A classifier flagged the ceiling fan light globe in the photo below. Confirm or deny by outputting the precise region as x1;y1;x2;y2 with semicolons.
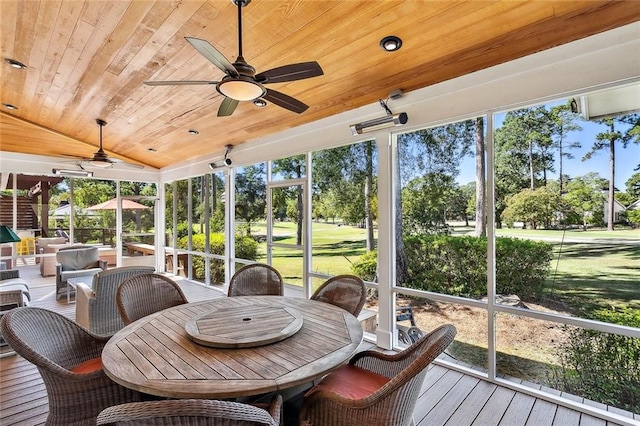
217;79;264;101
87;160;113;169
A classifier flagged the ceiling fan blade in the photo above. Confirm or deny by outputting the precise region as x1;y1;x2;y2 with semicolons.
263;89;309;114
256;62;323;84
218;97;239;117
185;37;238;77
144;80;217;86
60;153;90;160
107;159;145;169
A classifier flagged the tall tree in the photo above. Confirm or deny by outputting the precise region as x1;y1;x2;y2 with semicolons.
582;114;640;230
564;173;607;230
396;120;475;282
235;164;267;236
272;155;305;245
402;173;457;234
495;107;554;190
549;102;582;194
313;142;377;250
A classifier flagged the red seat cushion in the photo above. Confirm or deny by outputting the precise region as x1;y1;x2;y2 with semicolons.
307;364;390;400
70;357;102;374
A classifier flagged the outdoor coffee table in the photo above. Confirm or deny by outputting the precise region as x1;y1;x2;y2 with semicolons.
102;296;363;399
65;275;95;304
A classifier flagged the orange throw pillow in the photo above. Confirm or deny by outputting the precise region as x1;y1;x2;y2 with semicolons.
70;357;102;374
308;364;390;400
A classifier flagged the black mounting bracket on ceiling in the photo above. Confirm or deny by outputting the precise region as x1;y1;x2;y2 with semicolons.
224;144;233;166
349;89;408;135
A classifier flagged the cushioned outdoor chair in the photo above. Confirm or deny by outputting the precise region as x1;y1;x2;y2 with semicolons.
55;245;107;300
299;324;457;426
311;275;367;316
116;273;188;325
97;395;282;425
228;263;284;297
0;269;30;308
75;266;155;336
0;307;142;425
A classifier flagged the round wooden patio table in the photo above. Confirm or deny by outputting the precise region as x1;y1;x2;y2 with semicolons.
102;296;363;399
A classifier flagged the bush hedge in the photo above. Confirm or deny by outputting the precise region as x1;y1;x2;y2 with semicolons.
352;235;553;301
178;233;258;282
350;250;378;281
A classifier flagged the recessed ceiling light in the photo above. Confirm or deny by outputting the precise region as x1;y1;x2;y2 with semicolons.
188;129;199;135
4;58;27;69
2;103;18;110
253;99;267;107
379;35;402;52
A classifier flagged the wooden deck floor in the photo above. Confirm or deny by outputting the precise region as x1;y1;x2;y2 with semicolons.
0;264;637;425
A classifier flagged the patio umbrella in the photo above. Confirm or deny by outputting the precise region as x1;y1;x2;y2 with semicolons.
86;198;149;210
86;198;149;235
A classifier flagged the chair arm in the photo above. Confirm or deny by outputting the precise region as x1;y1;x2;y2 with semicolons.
349;350;409;378
0;269;20;281
75;282;95;330
98;259;108;270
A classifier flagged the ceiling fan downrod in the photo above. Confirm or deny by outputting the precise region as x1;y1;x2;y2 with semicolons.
95;119;107;152
233;0;251;59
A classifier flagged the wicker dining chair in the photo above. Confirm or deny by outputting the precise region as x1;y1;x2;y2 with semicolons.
227;263;284;297
116;273;188;325
311;274;367;316
0;307;142;426
97;395;282;425
299;324;457;426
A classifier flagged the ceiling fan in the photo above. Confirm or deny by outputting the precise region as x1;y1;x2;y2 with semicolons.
143;0;323;117
61;119;143;169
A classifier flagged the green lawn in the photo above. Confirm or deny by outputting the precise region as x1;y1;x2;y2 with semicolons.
545;241;640;313
252;221;370;286
244;220;639;312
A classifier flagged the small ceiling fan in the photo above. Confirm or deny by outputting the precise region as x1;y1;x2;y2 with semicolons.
61;119;144;169
143;0;323;117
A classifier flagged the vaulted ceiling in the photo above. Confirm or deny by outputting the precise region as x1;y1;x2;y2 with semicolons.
1;1;638;170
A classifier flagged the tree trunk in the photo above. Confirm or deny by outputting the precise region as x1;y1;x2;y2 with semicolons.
529;141;535;190
474;118;487;237
395;154;409;284
364;141;374;251
559;137;564;194
608;135;615;231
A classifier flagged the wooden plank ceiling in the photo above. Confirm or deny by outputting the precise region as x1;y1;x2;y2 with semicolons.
1;1;638;170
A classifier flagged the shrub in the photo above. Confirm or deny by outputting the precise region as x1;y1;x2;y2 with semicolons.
176;221;191;240
351;236;552;301
495;237;553;299
178;233;258;282
351;250;377;281
554;308;639;413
